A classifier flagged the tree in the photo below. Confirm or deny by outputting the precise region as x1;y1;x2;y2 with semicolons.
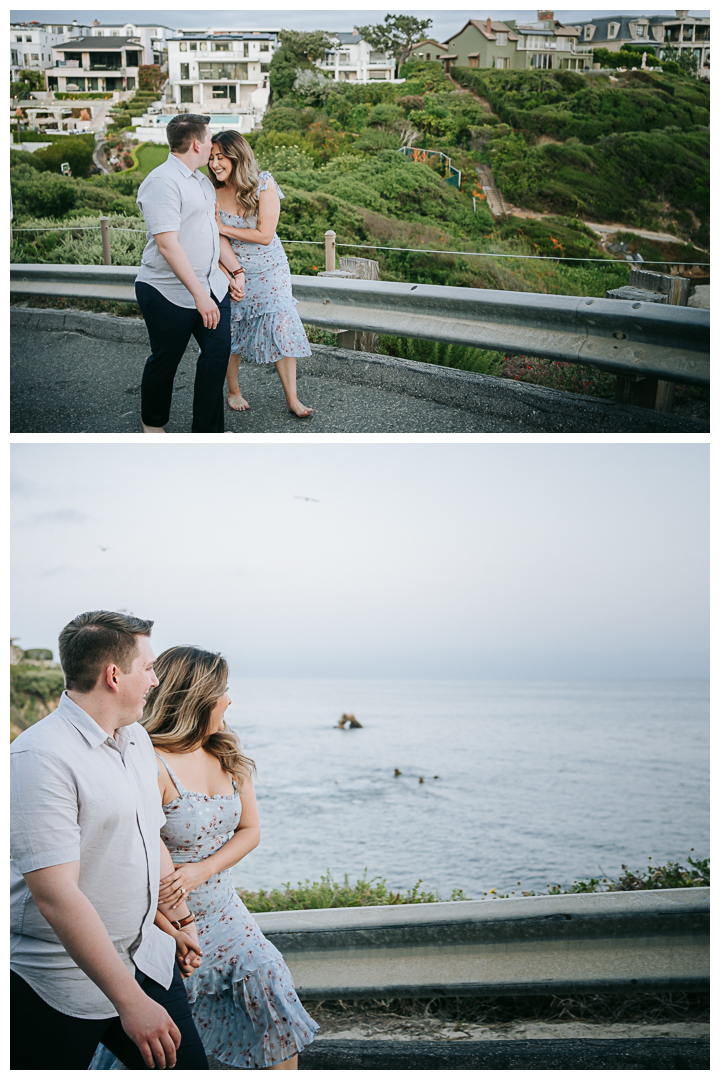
269;29;335;101
660;45;699;77
10;68;46;99
138;64;165;92
356;15;433;72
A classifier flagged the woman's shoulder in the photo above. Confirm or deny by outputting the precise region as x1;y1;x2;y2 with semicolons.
257;171;284;199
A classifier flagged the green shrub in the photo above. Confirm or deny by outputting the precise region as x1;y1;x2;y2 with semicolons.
11;212;146;266
380;335;505;375
239;871;470;912
11;165;78;218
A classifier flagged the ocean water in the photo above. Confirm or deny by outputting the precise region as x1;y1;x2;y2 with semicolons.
224;679;709;899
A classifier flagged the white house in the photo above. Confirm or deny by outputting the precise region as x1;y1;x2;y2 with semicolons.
316;30;398;82
11;19;90;79
47;35;154;94
89;20;175;67
164;30;276;125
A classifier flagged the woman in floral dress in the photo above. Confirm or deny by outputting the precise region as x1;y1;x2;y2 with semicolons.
91;646;318;1070
208;131;313;418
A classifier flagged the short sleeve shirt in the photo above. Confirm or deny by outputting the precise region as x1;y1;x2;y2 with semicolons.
10;692;175;1019
135;152;229;308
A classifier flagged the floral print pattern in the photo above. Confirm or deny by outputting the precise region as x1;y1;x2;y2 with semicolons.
89;754;318;1070
222;172;312;364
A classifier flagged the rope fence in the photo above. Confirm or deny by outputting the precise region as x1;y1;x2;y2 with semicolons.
11;223;711;267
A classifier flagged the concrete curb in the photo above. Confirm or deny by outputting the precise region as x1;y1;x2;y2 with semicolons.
295;1037;709;1070
10;307;708;433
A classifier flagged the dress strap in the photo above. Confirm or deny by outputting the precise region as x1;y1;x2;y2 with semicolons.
155;752;187;796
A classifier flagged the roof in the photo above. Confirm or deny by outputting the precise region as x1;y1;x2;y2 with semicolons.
444;20;519;44
333;32;364;45
168;32;277;41
410;39;449;52
56;36;142;49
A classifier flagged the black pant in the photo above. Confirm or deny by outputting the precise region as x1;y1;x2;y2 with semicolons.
10;964;208;1070
136;281;230;433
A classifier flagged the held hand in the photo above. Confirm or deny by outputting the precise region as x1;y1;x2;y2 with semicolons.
174;929;203;979
228;272;245;302
195;291;220;330
119;993;181;1069
159;862;208;907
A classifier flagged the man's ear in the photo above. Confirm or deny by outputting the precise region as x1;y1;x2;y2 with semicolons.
104;663;120;693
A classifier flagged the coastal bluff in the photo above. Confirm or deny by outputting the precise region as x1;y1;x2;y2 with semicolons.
10;639;64;741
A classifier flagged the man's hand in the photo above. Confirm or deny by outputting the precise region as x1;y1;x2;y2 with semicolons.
119;994;182;1069
194;290;220;330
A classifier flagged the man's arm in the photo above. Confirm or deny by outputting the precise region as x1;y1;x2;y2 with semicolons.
23;862;181;1069
153;231;219;329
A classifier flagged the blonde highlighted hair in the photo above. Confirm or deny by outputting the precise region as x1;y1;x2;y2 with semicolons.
142;646;255;788
209;130;261;221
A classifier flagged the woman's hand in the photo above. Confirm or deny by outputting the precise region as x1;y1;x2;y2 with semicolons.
159;862;209;907
174;930;203;979
215;200;226;235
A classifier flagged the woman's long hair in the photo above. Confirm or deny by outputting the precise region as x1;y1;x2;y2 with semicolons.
142;646;255;788
209;130;260;221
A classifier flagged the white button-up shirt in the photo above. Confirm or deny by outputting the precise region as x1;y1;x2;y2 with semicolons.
135;151;229;309
10;692;175;1019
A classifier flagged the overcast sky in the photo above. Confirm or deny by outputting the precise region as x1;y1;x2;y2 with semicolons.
10;8;711;42
11;443;708;680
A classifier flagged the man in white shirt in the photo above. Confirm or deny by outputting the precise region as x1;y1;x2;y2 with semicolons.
10;611;208;1070
135;113;246;433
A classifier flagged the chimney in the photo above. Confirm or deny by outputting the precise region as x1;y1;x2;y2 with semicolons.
537;10;554;21
675;10;689;18
486;17;492;33
93;19;100;26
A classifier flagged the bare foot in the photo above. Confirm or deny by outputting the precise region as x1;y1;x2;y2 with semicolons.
227;392;250;412
287;400;313;418
141;422;166;433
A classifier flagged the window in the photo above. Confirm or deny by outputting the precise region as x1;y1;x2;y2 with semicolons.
635;24;647;38
496;33;507;46
88;77;98;89
243;43;249;57
198;62;247;79
126;76;135;89
495;56;509;68
180;41;187;51
260;63;269;72
212;84;228;97
16;35;22;42
180;63;189;79
180;84;194;102
30;53;39;60
125;51;139;66
608;23;619;39
531;53;553;68
212;41;230;51
189;42;197;50
198;41;207;51
583;25;595;41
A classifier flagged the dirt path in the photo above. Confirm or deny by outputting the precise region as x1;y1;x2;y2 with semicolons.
476;164;697;245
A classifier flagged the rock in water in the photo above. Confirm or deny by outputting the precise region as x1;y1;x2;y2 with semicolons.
335;712;362;729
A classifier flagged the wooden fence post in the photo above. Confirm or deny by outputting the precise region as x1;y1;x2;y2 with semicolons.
324;230;336;273
100;216;112;265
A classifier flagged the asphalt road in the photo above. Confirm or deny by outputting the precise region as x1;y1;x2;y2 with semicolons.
10;310;707;434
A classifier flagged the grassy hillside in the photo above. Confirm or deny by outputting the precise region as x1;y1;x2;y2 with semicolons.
10;664;65;741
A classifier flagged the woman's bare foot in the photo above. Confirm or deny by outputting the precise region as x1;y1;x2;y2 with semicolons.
141;422;166;433
287;399;313;418
227;392;250;411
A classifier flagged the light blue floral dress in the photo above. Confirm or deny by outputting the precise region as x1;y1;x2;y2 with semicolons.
222;171;312;364
89;754;318;1070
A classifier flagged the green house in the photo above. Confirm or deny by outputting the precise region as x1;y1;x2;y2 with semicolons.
444;14;592;72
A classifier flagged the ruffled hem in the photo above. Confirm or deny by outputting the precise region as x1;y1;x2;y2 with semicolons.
191;960;319;1069
230;306;312;364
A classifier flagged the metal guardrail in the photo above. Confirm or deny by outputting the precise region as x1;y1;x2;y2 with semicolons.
10;264;710;386
254;888;709;1000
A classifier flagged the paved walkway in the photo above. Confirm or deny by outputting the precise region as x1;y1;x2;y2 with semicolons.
10;308;706;434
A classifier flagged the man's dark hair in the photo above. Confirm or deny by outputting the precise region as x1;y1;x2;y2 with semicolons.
58;611;154;694
166;113;211;153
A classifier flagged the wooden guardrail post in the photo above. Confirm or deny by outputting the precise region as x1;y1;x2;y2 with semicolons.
100;216;112;265
337;257;380;353
324;230;336;273
606;268;692;411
